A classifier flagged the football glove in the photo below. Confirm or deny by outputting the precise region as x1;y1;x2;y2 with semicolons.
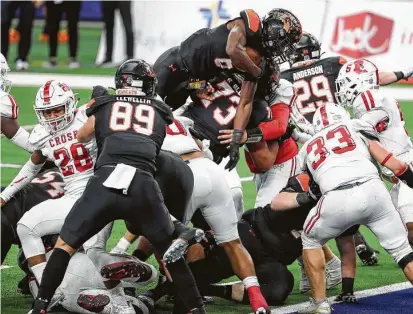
290;103;315;135
402;66;413;79
91;85;109;99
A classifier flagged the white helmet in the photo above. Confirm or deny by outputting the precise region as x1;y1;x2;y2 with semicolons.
34;80;77;134
0;53;12;93
335;59;379;107
312;102;350;133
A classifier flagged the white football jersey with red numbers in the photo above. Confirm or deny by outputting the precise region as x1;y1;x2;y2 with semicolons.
162;116;201;156
29;105;97;197
0;90;18;119
298;119;380;193
352;89;413;161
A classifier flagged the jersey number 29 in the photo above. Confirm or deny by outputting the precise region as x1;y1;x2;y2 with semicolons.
294;75;334;114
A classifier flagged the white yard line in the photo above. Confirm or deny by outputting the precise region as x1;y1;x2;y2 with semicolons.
0;265;13;270
271;282;412;314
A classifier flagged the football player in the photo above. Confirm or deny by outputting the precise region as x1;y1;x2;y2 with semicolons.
282;32;413;126
1;168;64;264
297;103;413;313
154;9;302;170
337;59;413;245
0;80;98;293
0;53;34;152
30;59;205;314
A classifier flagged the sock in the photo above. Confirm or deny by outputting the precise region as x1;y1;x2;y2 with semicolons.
167;258;203;310
31;262;46;284
37;248;71;302
112;237;131;253
242;276;259;289
132;249;150;262
342;277;355;294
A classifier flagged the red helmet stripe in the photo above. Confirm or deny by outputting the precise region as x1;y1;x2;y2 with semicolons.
43;80;53;104
320;105;329;127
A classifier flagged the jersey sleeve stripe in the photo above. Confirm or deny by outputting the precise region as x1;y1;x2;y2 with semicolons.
244;9;260;33
360;92;370;111
8;95;18;118
320;105;329;126
366;90;375;108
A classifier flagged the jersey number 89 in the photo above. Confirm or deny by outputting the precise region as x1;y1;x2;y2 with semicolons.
109;102;155;136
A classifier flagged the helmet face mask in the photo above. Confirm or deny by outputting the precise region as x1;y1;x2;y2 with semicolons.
0;53;12;93
262;9;302;64
115;59;158;97
34;81;77;134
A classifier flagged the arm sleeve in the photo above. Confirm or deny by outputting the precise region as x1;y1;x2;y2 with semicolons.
258;104;290;141
10;126;34;153
1;158;44;201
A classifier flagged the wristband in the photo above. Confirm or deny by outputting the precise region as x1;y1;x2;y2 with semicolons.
394;71;405;81
232;129;244;144
246;128;263;143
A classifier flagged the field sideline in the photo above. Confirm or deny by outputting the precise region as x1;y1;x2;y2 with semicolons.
1;75;413;313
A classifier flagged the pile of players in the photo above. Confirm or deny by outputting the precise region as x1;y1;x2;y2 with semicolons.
2;6;413;314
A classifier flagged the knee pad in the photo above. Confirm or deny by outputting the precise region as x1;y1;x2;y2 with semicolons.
398;252;413;270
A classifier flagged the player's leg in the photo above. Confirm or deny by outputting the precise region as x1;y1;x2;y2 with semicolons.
219;157;244;219
354;230;379;266
365;179;413;282
1;216;14;264
31;168;119;313
391;182;413;245
126;170;205;313
254;156;299;207
190;158;270;313
16;196;77;284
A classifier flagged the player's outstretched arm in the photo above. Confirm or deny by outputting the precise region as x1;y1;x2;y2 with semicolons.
378;66;413;86
1;117;34;153
0;151;46;205
368;140;413;188
77;115;95;143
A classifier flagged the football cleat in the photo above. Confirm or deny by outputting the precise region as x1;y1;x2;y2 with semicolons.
356;244;379;266
101;256;156;284
163;228;205;264
298;298;331;314
335;292;358;304
77;293;110;313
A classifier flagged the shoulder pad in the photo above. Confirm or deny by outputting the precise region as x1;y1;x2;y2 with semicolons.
281;173;310;193
240;9;262;37
267;79;295;106
351;119;380;141
0;93;19;119
29;124;49;148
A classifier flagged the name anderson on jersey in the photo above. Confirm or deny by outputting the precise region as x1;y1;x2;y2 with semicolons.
292;65;323;81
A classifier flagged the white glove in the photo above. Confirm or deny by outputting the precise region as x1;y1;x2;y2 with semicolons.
402;66;413;79
290;103;315;135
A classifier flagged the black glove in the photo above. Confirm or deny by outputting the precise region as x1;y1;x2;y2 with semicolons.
244;57;266;82
225;143;240;171
213;155;223;165
335;292;358;304
278;123;296;144
91;85;109;99
308;176;322;200
397;164;413;188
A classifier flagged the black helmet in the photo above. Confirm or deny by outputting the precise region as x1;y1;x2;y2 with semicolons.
115;59;157;97
262;9;302;64
290;32;321;64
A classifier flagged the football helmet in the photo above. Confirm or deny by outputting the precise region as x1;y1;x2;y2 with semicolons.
115;59;157;97
34;80;77;134
0;53;12;93
312;102;350;133
262;9;302;64
289;32;321;64
335;59;379;107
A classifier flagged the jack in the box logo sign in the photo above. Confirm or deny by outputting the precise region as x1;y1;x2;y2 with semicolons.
331;12;394;58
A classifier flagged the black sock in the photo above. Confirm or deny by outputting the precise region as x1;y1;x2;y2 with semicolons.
167;258;203;310
200;284;232;300
342;277;355;294
37;248;71;301
132;249;150;262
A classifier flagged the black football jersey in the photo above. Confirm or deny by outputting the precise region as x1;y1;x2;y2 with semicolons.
2;169;64;239
179;9;262;79
184;76;271;157
280;56;346;122
87;95;174;173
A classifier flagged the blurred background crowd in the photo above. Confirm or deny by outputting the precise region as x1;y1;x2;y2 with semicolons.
1;0;134;71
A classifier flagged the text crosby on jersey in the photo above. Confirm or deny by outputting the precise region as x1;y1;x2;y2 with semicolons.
292;65;323;81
